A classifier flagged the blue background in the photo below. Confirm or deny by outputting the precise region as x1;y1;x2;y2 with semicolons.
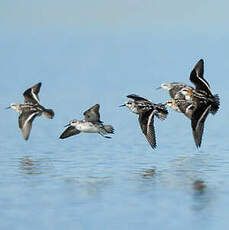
0;1;229;229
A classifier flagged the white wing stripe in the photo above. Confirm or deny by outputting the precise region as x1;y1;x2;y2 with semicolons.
23;112;38;129
31;89;40;103
196;105;211;131
147;111;156;134
196;74;211;93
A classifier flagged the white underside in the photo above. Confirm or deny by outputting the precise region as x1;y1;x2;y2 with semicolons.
75;123;99;133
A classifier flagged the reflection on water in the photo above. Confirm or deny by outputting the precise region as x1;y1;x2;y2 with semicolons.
10;150;225;230
193;180;206;192
141;168;156;178
191;179;215;212
19;156;51;175
155;153;214;189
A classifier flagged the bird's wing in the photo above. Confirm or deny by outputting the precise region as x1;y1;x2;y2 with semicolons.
138;110;157;149
18;111;39;140
59;126;81;139
176;100;194;119
191;103;211;148
23;82;42;104
83;104;101;122
127;94;149;101
190;59;212;95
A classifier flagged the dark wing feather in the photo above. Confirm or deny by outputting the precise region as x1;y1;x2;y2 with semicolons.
191;103;211;148
59;126;81;139
146;111;157;149
18;111;39;140
23;82;42;104
83;104;101;122
138;110;157;149
194;59;204;79
127;94;149;102
190;59;212;96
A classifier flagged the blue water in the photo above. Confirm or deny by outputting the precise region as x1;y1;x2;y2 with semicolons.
1;26;229;229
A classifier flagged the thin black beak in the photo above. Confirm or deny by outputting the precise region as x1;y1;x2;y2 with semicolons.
5;106;11;110
155;86;161;90
119;104;126;107
64;123;70;127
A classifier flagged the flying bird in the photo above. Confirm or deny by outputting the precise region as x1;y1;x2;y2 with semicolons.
7;82;54;140
59;104;114;139
121;94;168;149
162;59;220;147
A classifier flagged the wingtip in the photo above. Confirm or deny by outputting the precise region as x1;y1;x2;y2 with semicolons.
126;94;134;98
126;93;139;98
195;141;201;148
23;135;29;141
193;132;202;149
193;59;204;75
93;104;100;109
33;82;42;88
59;131;68;139
150;142;157;149
195;59;204;68
59;133;67;139
20;129;30;141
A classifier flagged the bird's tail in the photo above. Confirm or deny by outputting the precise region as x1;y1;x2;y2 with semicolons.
43;109;55;119
210;94;220;115
155;105;168;120
103;125;115;134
